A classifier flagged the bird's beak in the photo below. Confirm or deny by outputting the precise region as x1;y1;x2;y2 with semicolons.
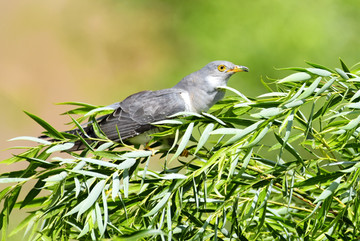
227;65;249;73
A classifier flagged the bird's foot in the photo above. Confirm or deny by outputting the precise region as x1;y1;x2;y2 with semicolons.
180;149;189;157
144;143;158;156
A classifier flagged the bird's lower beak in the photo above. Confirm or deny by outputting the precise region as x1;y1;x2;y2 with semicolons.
227;65;249;73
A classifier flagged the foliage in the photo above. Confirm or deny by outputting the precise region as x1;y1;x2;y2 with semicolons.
1;59;360;240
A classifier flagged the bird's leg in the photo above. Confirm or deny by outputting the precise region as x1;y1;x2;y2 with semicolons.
180;149;189;157
144;142;158;156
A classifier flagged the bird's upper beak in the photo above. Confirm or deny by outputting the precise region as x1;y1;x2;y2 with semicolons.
227;65;249;73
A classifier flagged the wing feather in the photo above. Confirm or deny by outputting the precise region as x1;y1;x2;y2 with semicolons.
97;88;186;141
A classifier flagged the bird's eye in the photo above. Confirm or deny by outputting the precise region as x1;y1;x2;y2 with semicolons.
217;65;226;72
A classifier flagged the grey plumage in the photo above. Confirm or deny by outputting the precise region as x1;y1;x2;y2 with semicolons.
67;60;248;150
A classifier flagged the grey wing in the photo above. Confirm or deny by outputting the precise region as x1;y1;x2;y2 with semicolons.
98;88;186;141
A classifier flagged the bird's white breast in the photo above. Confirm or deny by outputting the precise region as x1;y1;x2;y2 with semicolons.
180;91;197;112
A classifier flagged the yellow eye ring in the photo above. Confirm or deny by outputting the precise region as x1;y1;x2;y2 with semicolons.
217;65;226;72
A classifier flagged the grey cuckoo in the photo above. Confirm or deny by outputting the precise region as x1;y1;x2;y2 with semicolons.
68;60;248;150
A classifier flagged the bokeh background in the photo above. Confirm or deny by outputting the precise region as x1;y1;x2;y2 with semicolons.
1;0;360;239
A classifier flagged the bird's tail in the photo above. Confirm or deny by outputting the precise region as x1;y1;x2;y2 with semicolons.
39;124;97;151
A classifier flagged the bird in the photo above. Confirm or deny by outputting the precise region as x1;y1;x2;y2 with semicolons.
64;60;248;151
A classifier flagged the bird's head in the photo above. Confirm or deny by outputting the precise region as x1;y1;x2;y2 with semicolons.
199;60;248;89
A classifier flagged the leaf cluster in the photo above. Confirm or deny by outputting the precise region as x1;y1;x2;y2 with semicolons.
1;59;360;240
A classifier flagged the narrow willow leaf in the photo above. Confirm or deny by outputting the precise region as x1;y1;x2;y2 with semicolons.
143;192;171;217
77;222;90;239
346;103;360;109
341;115;360;130
339;58;350;73
115;230;164;241
160;174;187;180
194;123;214;154
46;143;75;153
224;120;265;145
274;133;303;165
210;128;241;135
242;123;271;148
294;172;343;187
112;172;120;201
238;148;252;177
77;180;106;217
24;111;64;139
71;170;108;179
335;68;349;80
74;177;81;198
8;136;51;145
284;83;306;104
43;171;67;182
283;100;305;109
96;142;114;151
314;77;336;97
228;151;240;179
123;168;129;198
278;72;311;83
117;158;136;170
167;201;172;240
102;190;108;235
0;178;30;183
297;76;322;100
350;90;360;102
152;119;184;125
95;202;104;236
121;150;152;158
57;101;97;108
80;157;118;168
85;106;115;117
217;85;251;102
168;111;203;118
251;108;282;118
202;112;226;126
257;92;288;98
314;176;342;203
305;61;334;73
170;122;194;162
306;68;332;77
283;111;294;143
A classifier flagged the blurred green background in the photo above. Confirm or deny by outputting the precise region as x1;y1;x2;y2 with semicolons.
1;0;360;239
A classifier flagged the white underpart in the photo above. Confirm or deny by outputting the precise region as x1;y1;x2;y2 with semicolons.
205;75;227;89
180;91;197;112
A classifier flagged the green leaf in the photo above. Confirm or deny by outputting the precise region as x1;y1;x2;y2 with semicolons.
296;76;322;100
314;77;336;97
194;123;214;154
8;136;51;145
112;172;120;201
0;178;30;183
117;158;136;170
115;229;164;241
67;180;106;217
24;111;64;140
80;157;118;168
339;58;350;73
202;112;226;126
314;176;342;203
170;122;194;162
143;192;171;217
335;68;349;80
278;72;311;83
306;68;331;77
46;143;75;153
305;61;334;73
294;172;343;187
